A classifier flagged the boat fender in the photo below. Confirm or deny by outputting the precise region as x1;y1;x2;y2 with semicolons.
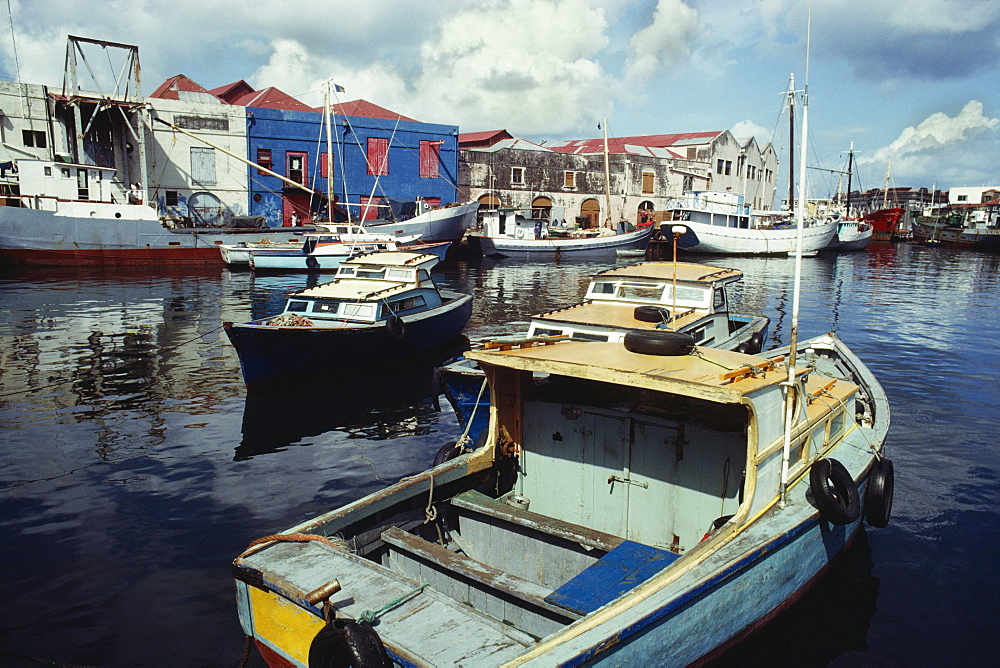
385;314;406;339
809;458;861;526
634;305;670;323
433;440;464;466
515;227;525;239
306;256;319;269
308;618;391;668
747;331;765;355
623;330;695;356
864;457;894;528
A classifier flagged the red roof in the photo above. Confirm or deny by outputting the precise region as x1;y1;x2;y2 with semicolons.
150;75;215;100
330;99;415;122
228;87;316;112
209;80;256;104
459;129;514;148
548;131;723;155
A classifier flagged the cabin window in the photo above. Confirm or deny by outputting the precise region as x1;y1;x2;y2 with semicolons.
511;167;525;185
713;288;726;310
76;169;89;200
419;141;441;178
287;300;309;312
44;166;52;176
357;269;386;279
564;171;576;188
589;281;615;295
617;282;665;301
191;147;217;185
367;138;389;176
829;411;845;439
572;332;610;342
61;168;71;178
417;269;431;282
165;191;179;207
342;303;375;319
642;171;654;195
286;152;307;185
338;267;356;277
22;129;46;148
533;327;563;338
385;268;412;281
257;149;272;175
314;302;338;314
810;423;827;455
385;295;426;314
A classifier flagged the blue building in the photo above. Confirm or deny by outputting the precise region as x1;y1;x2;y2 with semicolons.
242;95;459;227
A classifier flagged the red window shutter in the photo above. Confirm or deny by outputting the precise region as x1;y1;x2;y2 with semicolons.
367;138;389;176
420;141;440;178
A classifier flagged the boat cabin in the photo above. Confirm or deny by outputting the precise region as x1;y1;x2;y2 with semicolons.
480;208;548;239
7;159;157;219
528;262;764;350
273;252;441;327
663;191;754;229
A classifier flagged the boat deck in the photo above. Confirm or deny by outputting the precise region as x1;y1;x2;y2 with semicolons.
535;301;703;331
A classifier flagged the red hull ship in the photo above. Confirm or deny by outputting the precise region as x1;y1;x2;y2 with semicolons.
864;208;904;241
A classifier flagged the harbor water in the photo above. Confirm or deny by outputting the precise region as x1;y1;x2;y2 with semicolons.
1;243;998;666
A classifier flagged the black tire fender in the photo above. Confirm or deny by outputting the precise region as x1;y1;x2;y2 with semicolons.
623;330;695;356
810;458;861;526
865;457;894;528
634;305;670;323
308;619;391;668
385;314;405;339
305;255;319;269
748;331;765;354
433;440;463;466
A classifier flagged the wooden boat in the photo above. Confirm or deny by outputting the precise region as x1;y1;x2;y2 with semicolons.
468;209;655;258
223;251;473;385
232;330;892;665
910;201;1000;249
441;261;770;444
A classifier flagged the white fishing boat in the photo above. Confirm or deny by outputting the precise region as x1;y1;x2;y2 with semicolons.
662;191;837;256
468;209;654;257
244;223;415;272
361;200;480;245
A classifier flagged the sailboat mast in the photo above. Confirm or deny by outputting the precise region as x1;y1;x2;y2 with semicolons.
603;119;612;229
845;142;854;216
787;74;795;214
325;84;335;222
882;160;892;208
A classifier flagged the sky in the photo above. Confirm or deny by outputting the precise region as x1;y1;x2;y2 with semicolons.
1;0;998;196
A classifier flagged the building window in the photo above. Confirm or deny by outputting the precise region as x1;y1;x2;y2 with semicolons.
367;137;389;176
191;147;216;185
419;141;441;178
256;149;272;175
642;171;654;195
716;159;724;175
957;194;968;202
511;167;525;185
22;129;46;148
687;147;697;160
724;161;732;176
286;151;307;185
564;171;576;188
165;190;179;207
320;152;330;178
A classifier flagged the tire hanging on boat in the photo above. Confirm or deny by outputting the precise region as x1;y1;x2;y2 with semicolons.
385;314;405;339
747;331;765;354
306;256;319;269
634;305;670;323
864;457;894;528
623;330;695;356
433;440;463;466
308;619;391;668
809;458;861;526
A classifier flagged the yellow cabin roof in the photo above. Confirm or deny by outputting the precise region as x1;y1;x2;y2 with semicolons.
592;262;742;284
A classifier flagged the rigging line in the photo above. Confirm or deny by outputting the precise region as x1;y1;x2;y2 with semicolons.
360;115;402;221
0;323;228;400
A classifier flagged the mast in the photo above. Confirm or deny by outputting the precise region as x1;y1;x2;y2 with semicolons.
882;160;892;209
787;74;795;213
603;118;612;229
845;142;854;216
324;83;335;222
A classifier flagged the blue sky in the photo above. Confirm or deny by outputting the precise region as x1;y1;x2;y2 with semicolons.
3;0;997;196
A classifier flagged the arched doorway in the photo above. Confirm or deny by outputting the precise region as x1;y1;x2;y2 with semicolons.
580;198;601;228
637;200;654;226
478;194;500;210
531;196;553;220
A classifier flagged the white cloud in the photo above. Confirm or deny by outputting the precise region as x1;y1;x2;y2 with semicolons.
860;101;1000;188
626;0;698;80
732;120;770;145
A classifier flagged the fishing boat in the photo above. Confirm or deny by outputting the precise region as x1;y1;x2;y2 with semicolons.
824;216;873;251
468;209;654;257
360;200;480;245
910;200;1000;249
232;328;892;666
440;260;771;445
661;190;837;256
0;159;316;267
223;251;473;385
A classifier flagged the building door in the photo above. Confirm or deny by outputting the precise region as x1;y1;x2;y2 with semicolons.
282;191;311;227
580;198;601;228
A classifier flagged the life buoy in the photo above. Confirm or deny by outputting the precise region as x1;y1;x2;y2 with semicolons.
810;458;861;526
433;440;464;466
385;314;405;339
308;618;391;667
865;457;894;528
305;256;319;269
634;305;670;323
515;227;525;239
623;330;695;356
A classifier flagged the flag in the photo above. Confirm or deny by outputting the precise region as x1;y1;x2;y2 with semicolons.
333;83;346;93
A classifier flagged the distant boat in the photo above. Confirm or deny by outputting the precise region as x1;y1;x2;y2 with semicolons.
825;217;873;251
865;208;905;241
468;209;654;257
0;159;314;267
660;191;838;256
223;251;472;385
910;200;1000;249
360;199;480;245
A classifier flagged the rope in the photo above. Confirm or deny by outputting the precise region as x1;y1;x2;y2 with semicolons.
240;533;347;557
424;472;437;523
357;584;428;624
237;634;253;668
455;375;489;447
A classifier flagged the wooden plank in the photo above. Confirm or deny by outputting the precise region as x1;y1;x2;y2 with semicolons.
381;526;580;621
452;489;623;552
